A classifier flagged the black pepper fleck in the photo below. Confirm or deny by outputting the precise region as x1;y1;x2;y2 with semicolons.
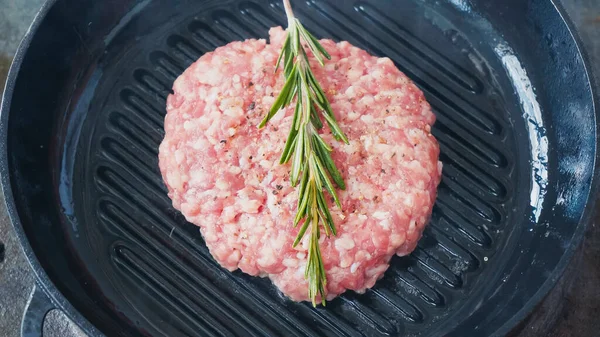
276;185;283;190
381;169;386;174
272;190;279;195
248;102;256;110
249;156;253;160
248;81;254;87
220;139;227;144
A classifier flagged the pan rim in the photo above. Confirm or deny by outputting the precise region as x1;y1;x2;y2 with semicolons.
491;0;600;335
0;0;597;336
0;0;104;335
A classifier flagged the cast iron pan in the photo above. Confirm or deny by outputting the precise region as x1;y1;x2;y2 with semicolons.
1;0;598;336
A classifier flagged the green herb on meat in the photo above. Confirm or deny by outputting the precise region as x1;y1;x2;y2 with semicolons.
258;0;349;306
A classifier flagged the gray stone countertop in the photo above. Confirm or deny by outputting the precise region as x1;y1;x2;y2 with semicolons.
0;1;599;336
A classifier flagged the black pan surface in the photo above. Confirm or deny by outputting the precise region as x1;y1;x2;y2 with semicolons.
1;0;598;336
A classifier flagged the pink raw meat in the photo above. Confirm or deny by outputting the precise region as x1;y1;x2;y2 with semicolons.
159;27;442;302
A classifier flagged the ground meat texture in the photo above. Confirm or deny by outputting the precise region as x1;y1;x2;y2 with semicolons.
159;27;442;302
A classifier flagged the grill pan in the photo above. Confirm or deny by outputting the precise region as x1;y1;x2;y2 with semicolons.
1;0;598;336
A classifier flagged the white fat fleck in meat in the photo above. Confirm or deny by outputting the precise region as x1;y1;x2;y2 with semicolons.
189;169;206;185
340;255;354;268
283;258;298;267
335;236;356;251
215;179;229;190
373;211;390;220
359;114;375;125
174;149;185;164
158;26;441;302
183;120;195;130
166;171;182;191
240;199;261;213
259;160;272;169
390;233;406;246
228;166;242;175
257;246;276;267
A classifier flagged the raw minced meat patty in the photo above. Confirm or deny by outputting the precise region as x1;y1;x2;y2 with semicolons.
159;27;442;302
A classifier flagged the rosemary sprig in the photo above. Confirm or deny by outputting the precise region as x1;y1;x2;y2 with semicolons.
259;0;349;306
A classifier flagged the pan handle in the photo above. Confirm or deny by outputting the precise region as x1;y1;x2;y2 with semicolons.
21;283;55;337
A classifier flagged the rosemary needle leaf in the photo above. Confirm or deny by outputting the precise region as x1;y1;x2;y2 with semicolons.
260;69;297;128
316;241;326;276
297;168;309;208
318;210;330;236
283;71;299;108
290;129;304;186
284;85;298;108
275;35;290;71
295;187;310;226
280;127;298;164
284;49;294;77
313;206;321;241
310;104;323;129
306;71;327;102
293;211;312;247
292;96;302;131
306;30;332;60
306;240;314;278
322;112;349;144
309;156;322;188
296;21;331;60
313;133;332;152
298;28;325;66
314;143;345;189
317;192;336;236
308;89;327;113
315;157;342;209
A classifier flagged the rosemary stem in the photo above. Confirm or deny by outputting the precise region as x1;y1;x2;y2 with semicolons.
283;0;296;25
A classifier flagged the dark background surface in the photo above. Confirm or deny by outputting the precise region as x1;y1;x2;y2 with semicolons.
0;0;598;336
